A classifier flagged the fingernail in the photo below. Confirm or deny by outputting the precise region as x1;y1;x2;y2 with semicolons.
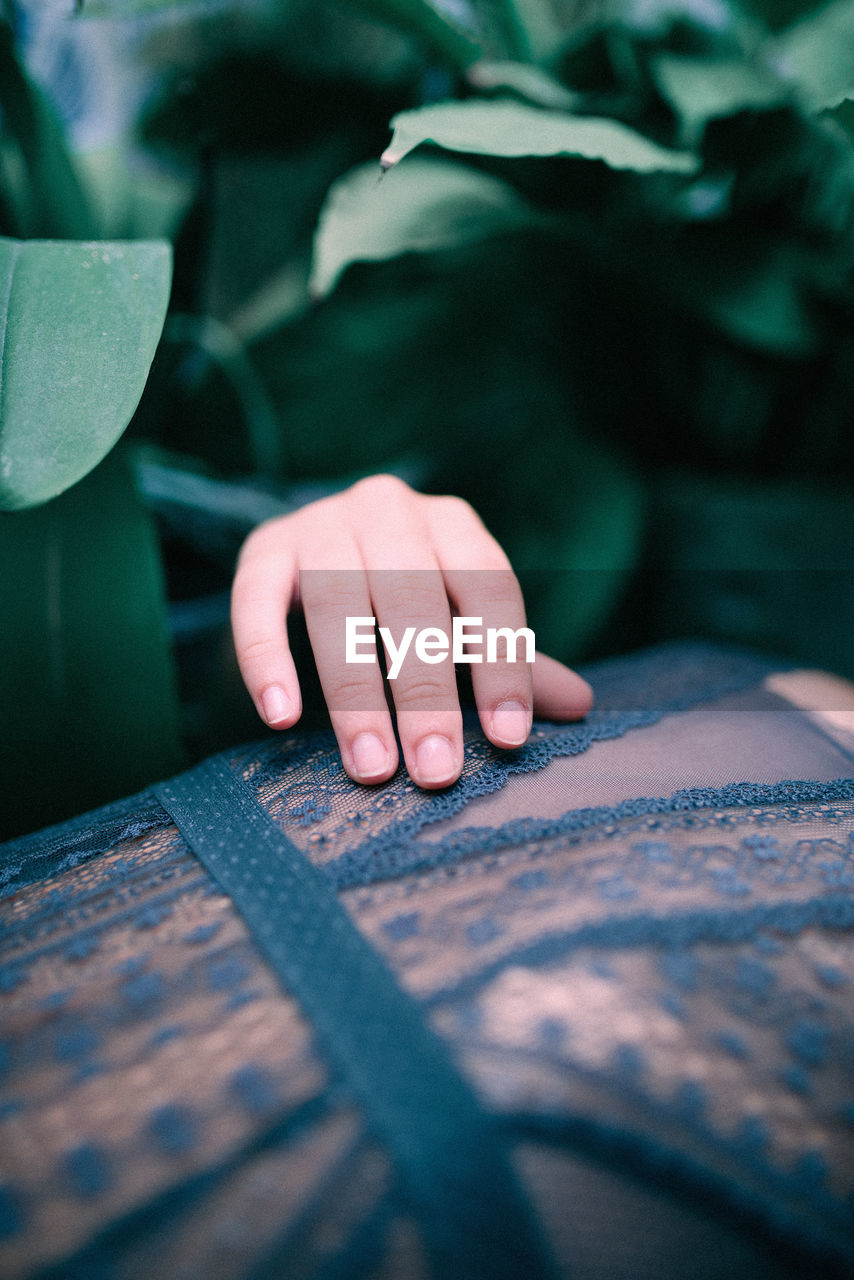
415;735;458;784
261;685;291;726
351;733;391;780
491;700;530;746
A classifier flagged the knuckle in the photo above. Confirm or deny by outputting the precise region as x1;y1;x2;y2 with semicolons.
434;493;475;521
302;582;361;615
430;498;512;570
238;636;281;666
473;548;514;576
381;580;445;619
481;577;525;610
350;473;413;503
483;541;514;573
238;515;289;563
394;675;455;709
324;675;377;711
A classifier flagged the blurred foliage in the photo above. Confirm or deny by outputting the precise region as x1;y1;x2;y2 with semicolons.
1;0;854;837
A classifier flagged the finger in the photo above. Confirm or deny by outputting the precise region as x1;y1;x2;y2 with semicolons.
231;521;302;729
369;568;464;788
297;545;399;785
427;497;535;749
532;651;594;720
348;477;463;788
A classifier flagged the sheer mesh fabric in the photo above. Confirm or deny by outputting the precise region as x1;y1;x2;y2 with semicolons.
1;643;853;1279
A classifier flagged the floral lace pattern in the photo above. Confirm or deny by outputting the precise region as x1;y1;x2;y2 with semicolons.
1;643;853;1279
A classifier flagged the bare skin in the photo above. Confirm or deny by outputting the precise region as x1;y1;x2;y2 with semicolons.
232;474;593;789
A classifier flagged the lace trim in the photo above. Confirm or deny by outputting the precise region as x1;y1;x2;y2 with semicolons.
0;792;165;899
240;642;785;877
328;778;854;889
0;641;779;901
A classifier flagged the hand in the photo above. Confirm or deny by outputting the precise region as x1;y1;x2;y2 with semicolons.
231;474;593;789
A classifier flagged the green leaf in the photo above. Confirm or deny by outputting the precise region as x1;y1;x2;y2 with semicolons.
341;0;481;67
644;226;823;354
0;22;95;239
494;0;565;63
311;156;539;296
0;237;172;510
825;95;854;142
690;247;819;353
772;0;854;110
651;53;790;145
78;0;215;12
0;446;184;841
466;60;579;110
74;143;194;240
737;0;831;33
80;0;476;59
380;99;698;172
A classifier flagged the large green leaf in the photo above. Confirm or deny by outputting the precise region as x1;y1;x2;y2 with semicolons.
311;155;539;296
0;237;172;510
0;446;184;841
772;0;854;110
380;99;698;172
